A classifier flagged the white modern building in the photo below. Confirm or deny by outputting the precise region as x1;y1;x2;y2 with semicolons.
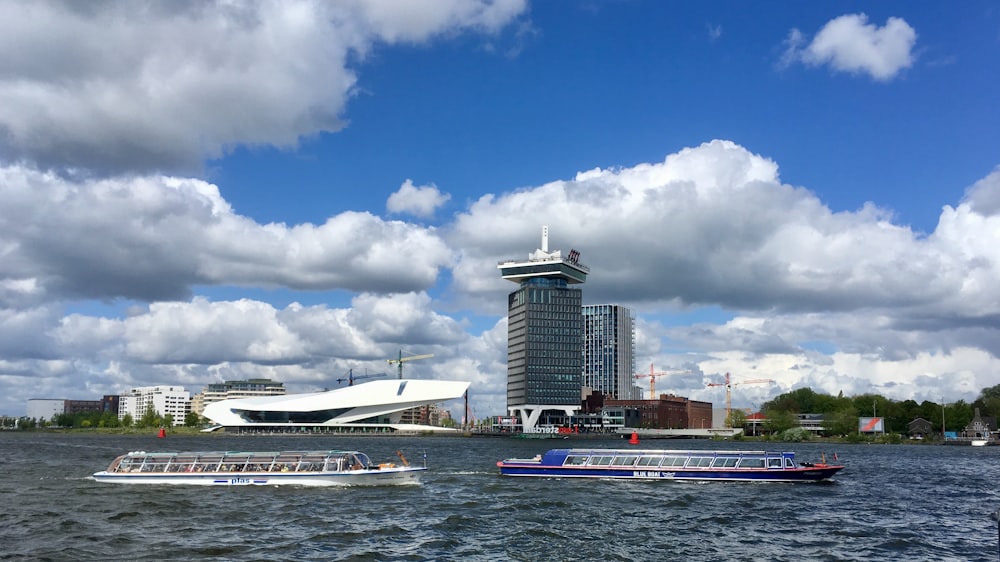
119;386;190;426
26;399;65;422
202;379;470;433
190;378;285;415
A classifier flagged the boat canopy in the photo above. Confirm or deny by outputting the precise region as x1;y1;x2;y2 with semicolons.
107;450;372;474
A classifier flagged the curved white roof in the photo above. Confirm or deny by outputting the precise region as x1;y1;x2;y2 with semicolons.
203;379;470;427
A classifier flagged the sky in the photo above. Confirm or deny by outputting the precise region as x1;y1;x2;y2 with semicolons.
2;0;1000;419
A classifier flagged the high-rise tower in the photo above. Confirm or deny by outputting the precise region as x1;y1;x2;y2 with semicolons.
498;226;588;431
582;304;638;400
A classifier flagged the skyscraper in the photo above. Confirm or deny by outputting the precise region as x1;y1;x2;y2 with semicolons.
499;226;588;431
582;304;639;400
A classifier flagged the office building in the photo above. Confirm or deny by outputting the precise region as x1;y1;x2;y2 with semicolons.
190;378;285;415
582;304;639;400
499;226;588;431
119;385;190;426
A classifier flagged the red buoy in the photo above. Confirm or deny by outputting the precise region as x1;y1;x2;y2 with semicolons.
628;431;639;445
157;427;166;439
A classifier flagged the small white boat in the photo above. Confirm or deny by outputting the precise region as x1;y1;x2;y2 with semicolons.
93;449;425;486
971;439;989;447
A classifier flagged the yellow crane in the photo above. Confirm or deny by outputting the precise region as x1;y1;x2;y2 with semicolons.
387;350;433;379
634;363;671;399
634;363;694;399
707;373;774;427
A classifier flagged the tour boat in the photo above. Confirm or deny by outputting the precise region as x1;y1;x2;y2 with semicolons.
497;448;845;482
93;449;425;486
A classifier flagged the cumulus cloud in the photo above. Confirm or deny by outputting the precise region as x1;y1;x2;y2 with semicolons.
386;179;451;218
5;139;1000;417
0;0;527;174
0;290;482;410
781;13;917;81
0;165;453;307
451;140;973;317
445;140;1000;409
962;167;1000;216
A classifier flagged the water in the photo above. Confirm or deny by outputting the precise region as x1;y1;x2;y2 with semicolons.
1;432;998;561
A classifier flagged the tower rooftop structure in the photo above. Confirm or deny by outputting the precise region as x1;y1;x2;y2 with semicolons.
498;226;589;284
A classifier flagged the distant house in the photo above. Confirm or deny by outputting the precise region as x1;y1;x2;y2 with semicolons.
961;408;996;440
908;417;933;440
796;413;825;434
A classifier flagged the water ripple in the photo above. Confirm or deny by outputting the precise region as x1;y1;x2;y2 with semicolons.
3;434;1000;560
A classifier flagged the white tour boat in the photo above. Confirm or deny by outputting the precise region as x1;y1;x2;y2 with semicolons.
93;449;425;486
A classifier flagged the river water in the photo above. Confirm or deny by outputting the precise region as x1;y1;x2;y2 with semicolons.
1;432;998;561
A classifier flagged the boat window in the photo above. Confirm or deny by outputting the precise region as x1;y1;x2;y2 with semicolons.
663;456;687;467
637;456;662;467
564;455;588;466
738;458;765;469
785;458;795;468
712;457;739;468
611;455;638;466
588;456;613;466
768;457;783;468
686;457;712;468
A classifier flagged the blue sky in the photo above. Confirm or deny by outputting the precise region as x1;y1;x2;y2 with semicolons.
1;0;999;418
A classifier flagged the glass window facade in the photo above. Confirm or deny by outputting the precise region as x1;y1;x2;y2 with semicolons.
581;304;637;399
506;277;583;406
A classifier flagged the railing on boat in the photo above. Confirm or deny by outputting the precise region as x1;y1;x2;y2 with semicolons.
544;450;799;470
109;451;371;474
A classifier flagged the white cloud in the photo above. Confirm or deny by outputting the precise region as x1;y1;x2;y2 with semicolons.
4;140;1000;419
781;14;917;81
387;179;452;218
0;165;454;305
0;0;527;174
707;23;722;42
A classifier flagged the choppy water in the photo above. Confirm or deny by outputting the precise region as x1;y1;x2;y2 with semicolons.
1;432;998;561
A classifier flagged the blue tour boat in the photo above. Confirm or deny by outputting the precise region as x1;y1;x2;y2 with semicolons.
497;448;845;482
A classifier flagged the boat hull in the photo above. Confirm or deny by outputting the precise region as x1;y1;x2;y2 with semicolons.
497;448;845;483
93;466;425;486
93;449;426;486
496;464;842;482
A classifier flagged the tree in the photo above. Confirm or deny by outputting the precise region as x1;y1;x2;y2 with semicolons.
184;412;202;427
973;384;1000;419
727;409;747;430
824;407;859;436
763;409;798;434
139;404;159;428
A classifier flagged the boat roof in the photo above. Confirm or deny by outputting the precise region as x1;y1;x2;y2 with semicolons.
120;450;362;457
545;449;795;456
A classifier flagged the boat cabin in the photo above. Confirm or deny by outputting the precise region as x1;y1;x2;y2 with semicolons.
544;449;797;470
107;451;372;474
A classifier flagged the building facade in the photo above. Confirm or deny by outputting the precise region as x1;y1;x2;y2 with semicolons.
119;385;190;426
582;304;638;400
202;379;469;433
499;227;589;431
190;378;286;415
605;395;713;429
26;399;65;422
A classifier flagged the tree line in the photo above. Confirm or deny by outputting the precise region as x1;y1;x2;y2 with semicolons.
4;405;203;430
739;384;1000;436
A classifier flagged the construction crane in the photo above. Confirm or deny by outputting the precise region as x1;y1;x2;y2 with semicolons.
634;363;672;399
707;373;775;427
387;350;433;379
335;368;387;387
633;364;693;399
